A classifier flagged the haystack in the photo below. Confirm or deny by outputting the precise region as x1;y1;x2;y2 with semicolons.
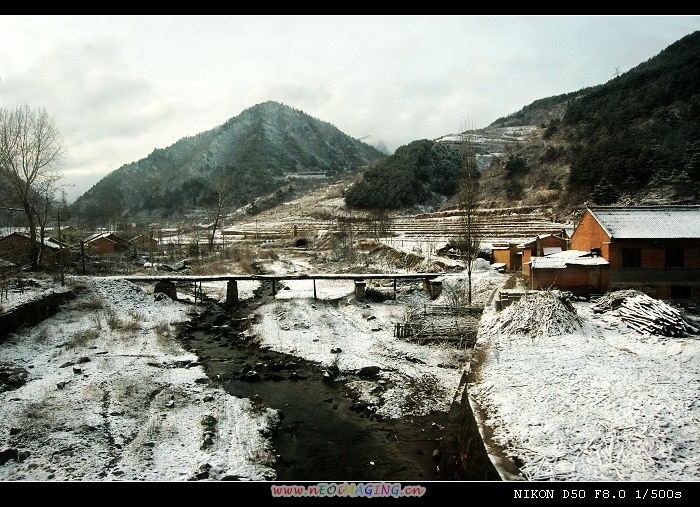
482;290;582;340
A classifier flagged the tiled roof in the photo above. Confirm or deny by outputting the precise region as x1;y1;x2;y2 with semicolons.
1;232;63;250
85;232;130;244
588;206;700;239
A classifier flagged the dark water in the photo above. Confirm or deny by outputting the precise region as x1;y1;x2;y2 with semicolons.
176;299;463;481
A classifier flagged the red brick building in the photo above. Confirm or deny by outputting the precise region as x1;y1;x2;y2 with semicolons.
527;250;609;295
492;234;569;273
0;232;72;266
130;235;159;252
84;233;131;255
569;206;700;299
491;243;521;271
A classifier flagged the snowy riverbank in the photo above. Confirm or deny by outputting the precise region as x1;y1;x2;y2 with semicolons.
0;277;278;481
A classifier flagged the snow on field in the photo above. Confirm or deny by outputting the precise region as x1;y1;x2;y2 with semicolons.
0;277;278;481
0;279;68;314
471;294;700;482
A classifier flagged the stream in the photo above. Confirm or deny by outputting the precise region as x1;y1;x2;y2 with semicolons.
175;296;465;481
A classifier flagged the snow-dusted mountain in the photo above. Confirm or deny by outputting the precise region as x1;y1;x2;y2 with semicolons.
69;101;385;220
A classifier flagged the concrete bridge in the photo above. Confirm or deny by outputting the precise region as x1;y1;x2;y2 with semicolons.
118;272;445;305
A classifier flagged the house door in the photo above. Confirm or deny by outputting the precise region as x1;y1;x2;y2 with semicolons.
587;267;600;293
513;251;522;271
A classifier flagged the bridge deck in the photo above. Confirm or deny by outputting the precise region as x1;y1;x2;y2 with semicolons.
117;273;444;283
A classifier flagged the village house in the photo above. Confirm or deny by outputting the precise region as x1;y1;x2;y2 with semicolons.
491;243;521;271
84;232;131;255
526;249;609;296
519;234;569;276
0;232;72;266
130;234;159;252
491;234;569;273
557;206;700;299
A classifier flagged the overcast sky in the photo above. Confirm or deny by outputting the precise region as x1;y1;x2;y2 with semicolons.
1;15;698;202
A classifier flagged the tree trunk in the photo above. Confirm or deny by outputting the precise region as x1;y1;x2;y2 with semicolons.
467;270;473;306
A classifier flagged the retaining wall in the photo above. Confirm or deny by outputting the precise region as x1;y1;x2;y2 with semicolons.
0;289;74;344
440;371;525;481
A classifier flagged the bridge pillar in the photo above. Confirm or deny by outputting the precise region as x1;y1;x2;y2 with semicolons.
154;280;177;300
226;280;239;307
354;280;366;300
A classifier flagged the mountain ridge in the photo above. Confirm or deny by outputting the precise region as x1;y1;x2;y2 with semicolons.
442;30;700;215
68;101;385;222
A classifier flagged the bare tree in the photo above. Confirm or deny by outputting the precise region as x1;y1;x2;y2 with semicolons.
206;174;234;253
33;173;63;264
0;104;65;269
369;208;390;241
454;134;481;306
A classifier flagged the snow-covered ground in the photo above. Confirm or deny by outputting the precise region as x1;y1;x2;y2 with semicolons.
471;293;700;482
2;243;698;483
0;277;278;481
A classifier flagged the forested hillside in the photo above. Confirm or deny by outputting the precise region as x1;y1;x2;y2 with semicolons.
477;31;700;213
559;31;700;203
344;140;463;210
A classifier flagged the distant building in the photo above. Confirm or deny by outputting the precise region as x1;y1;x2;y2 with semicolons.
0;232;72;266
518;234;570;276
566;206;700;299
0;258;17;279
84;232;131;255
492;234;569;273
491;243;522;271
130;235;159;251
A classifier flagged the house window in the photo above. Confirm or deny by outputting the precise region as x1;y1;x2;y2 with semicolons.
671;286;691;299
621;248;641;268
665;248;684;268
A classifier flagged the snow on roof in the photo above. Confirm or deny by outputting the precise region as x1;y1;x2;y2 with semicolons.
1;231;64;250
86;234;117;244
542;247;562;256
520;233;565;246
529;257;567;269
528;250;609;269
588;206;700;239
84;232;131;244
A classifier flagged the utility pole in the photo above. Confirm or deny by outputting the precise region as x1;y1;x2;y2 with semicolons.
149;227;154;272
81;240;86;275
57;210;65;286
